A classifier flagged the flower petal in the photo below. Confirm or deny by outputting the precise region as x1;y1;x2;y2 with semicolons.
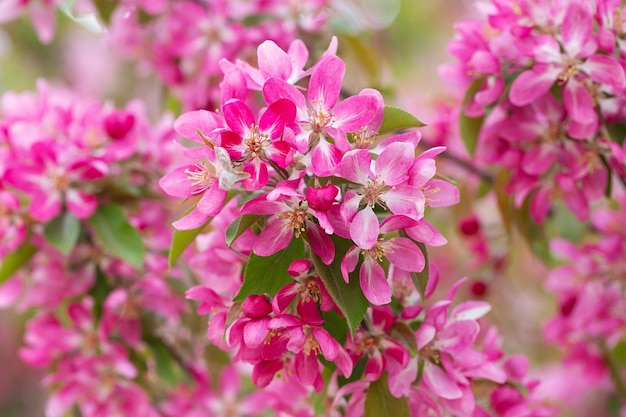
350;206;379;250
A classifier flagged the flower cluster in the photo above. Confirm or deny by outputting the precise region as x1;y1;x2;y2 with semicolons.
105;0;331;110
443;0;626;222
165;38;552;416
542;199;626;414
0;82;196;416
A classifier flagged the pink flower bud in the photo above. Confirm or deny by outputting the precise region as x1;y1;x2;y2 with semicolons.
104;111;135;140
470;280;488;297
459;215;481;236
242;295;272;318
306;184;338;212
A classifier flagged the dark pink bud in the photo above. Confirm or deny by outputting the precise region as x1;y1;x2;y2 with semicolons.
459;215;481;236
242;295;272;318
104;111;135;140
306;184;338;212
470;280;488;297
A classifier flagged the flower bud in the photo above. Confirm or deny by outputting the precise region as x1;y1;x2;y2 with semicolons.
104;110;135;140
242;295;272;318
306;184;338;212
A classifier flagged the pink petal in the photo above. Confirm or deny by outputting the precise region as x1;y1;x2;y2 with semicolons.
174;110;222;142
66;189;97;219
308;55;345;109
159;166;199;198
241;195;283;215
311;138;342;177
360;257;391;305
307;222;335;265
263;78;307;118
258;40;292;80
339;149;371;185
405;219;448;246
509;66;560;107
295;351;320;385
196;182;227;216
350;206;379;250
563;79;596;123
385;185;425;220
222;99;255;137
259;98;296;139
422;363;463;400
364;350;384;381
252;360;283;388
253;219;293;257
243;317;271;348
273;283;298;313
333;94;378;132
379;214;419;234
29;191;61;222
387;237;424;272
341;245;360;283
375;142;414;186
425;180;460;207
387;356;418;398
562;1;594;58
288;259;311;276
172;208;210;230
580;54;626;88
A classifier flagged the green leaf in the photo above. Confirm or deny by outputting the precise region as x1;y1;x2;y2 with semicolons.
147;338;186;386
92;0;119;24
89;267;111;322
168;219;211;268
388;322;418;355
307;235;369;335
516;195;551;263
364;372;410;417
379;106;426;134
0;242;37;285
399;231;429;301
459;77;486;156
88;204;145;268
606;122;626;146
234;238;306;301
225;214;261;247
43;211;81;255
459;113;484;156
411;242;429;301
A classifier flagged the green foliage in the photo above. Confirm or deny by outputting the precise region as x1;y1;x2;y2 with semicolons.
92;0;119;24
379;106;426;134
43;211;81;255
364;372;410;417
399;231;429;301
88;204;145;268
459;77;486;156
225;214;261;247
234;237;306;301
0;242;37;285
308;235;369;335
168;219;212;268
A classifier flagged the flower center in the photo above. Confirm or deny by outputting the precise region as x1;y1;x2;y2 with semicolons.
558;62;579;85
303;326;322;356
356;334;380;356
420;343;441;365
363;239;393;262
245;125;269;158
185;161;215;194
353;126;378;149
308;100;332;132
276;207;309;238
299;278;322;303
363;178;386;207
